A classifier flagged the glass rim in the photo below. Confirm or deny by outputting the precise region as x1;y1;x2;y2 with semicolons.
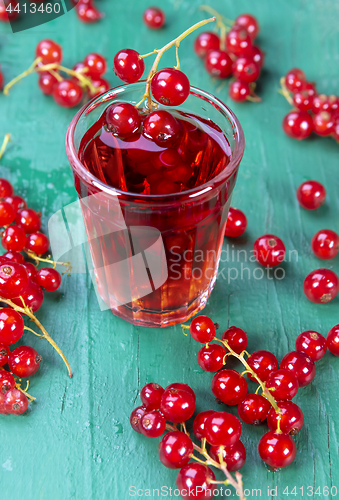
65;82;245;202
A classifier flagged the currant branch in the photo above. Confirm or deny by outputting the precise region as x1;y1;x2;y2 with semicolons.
0;133;11;161
278;77;294;105
199;5;230;50
24;250;72;276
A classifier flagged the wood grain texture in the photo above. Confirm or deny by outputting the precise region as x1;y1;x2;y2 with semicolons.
0;0;338;498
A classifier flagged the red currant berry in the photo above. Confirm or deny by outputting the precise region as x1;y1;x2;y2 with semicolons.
285;68;306;93
35;267;62;292
113;49;145;84
2;251;24;264
193;410;216;440
225;207;247;237
247;350;279;382
313;111;334;136
105;102;141;137
211;369;248;405
0;370;15;394
295;330;327;361
209;440;246;471
247;45;265;69
11;281;44;312
165;383;196;402
311;229;339;260
226;26;253;56
280;350;316;387
266;369;299;400
234;13;259;40
4;195;26;212
26;232;49;255
140;410;166;438
160;387;195;423
205;50;233;79
130;406;147;433
282;110;313;140
0;343;10;366
232;57;260;83
38;71;59;95
253;234;286;267
311;94;331;114
329;95;339;112
140;383;164;410
204;411;242;446
258;431;297;470
9;345;42;377
89;78;110;97
0;201;15;226
159;431;193;468
83;53;106;78
0;0;20;21
36;39;62;65
327;325;339;356
297;180;326;210
238;393;271;425
53;80;83;108
267;401;304;435
221;326;248;354
293;89;315;111
303;268;339;304
0;261;29;298
300;81;317;95
190;315;215;343
228;80;251;102
76;2;103;23
4;388;29;415
197;343;225;372
151;68;190;106
194;32;220;59
0;308;24;345
143;6;165;29
1;225;27;252
176;464;216;500
143;110;182;148
15;208;41;234
0;178;14;198
21;262;37;280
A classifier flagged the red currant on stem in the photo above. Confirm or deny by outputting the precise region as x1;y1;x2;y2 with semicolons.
194;32;220;58
143;7;165;29
225;207;247;238
140;382;164;410
26;232;50;255
204;411;242;446
189;315;216;343
234;13;259;40
36;39;62;65
303;268;339;304
143;110;182;148
253;234;286;267
35;267;62;292
192;410;216;440
0;177;14;198
312;94;330;114
4;388;29;415
0;370;15;393
226;26;253;57
297;180;326;210
38;71;60;95
83;53;107;78
1;225;27;252
209;441;246;472
293;89;315;111
130;406;147;433
197;343;225;372
237;393;271;425
11;281;44;312
267;401;304;435
211;368;248;405
0;261;29;298
151;68;190;106
258;431;297;470
113;49;145;84
0;307;24;345
165;382;196;401
140;410;166;438
160;386;195;422
246;350;278;382
76;2;103;23
229;80;251;102
53;80;83;108
221;326;248;354
21;261;37;280
4;194;27;212
159;431;193;468
105;102;141;137
0;201;15;226
282;110;313;140
89;78;110;97
311;229;339;260
265;369;299;400
176;463;217;500
8;345;42;377
295;330;327;361
15;208;41;234
232;57;260;84
313;111;334;136
2;251;25;264
327;325;339;356
205;50;233;78
284;68;306;93
280;350;316;387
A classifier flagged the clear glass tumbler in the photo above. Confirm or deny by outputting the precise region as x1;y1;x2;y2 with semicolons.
66;82;244;327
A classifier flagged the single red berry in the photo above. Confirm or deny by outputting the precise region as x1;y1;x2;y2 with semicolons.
140;383;164;410
89;78;111;97
329;95;339;112
253;234;286;267
0;178;14;198
190;315;215;343
21;262;37;280
238;394;271;425
113;49;145;84
228;80;251;102
0;370;15;394
176;464;216;500
258;431;297;470
311;94;331;114
192;410;216;440
267;401;304;435
15;208;41;234
53;80;83;108
160;387;195;423
205;50;233;79
225;208;247;238
11;281;44;312
226;26;253;56
311;229;339;260
105;102;141;137
313;111;334;136
221;326;248;354
36;39;62;65
0;201;15;226
194;32;220;59
232;57;260;83
0;343;10;366
234;13;259;40
0;308;24;345
204;411;242;446
285;68;306;93
197;343;225;372
76;2;103;23
282;110;313;140
209;440;246;471
247;45;265;69
303;268;339;304
0;0;20;22
0;261;29;298
38;71;59;95
151;68;190;106
1;225;27;252
2;251;24;264
140;410;166;438
4;388;29;415
246;350;279;382
130;406;147;433
293;89;315;111
143;6;165;29
143;110;182;148
327;325;339;356
265;369;299;400
280;350;316;387
299;81;317;95
35;267;62;292
165;383;196;402
211;369;248;405
83;53;107;78
4;195;26;213
9;345;42;377
295;330;327;361
159;431;193;469
297;180;326;210
26;232;49;255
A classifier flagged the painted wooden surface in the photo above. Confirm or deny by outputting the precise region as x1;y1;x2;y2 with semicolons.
0;0;339;498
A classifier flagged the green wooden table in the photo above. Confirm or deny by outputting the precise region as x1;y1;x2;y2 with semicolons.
1;0;338;498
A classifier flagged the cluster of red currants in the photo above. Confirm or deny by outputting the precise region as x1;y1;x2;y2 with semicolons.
194;11;264;102
72;0;103;24
281;68;339;141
